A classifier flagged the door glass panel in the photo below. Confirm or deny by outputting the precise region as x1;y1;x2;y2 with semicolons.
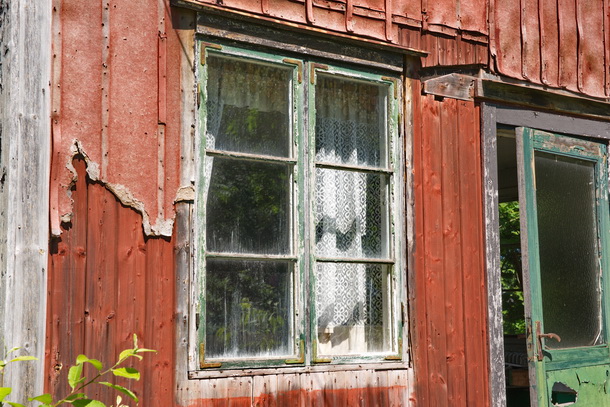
205;259;293;359
535;151;602;348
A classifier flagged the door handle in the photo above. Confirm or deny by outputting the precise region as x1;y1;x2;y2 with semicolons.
535;320;561;361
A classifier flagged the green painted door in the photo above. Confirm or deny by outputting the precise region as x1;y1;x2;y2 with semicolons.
517;128;610;406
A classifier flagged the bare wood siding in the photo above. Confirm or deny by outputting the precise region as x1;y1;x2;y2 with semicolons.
411;93;489;407
46;158;175;407
181;370;410;406
0;0;52;401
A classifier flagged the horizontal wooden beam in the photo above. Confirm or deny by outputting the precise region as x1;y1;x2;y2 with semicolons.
475;79;610;122
422;73;476;101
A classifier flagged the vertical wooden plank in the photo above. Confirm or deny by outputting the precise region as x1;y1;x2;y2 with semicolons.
144;235;175;407
46;158;89;397
253;375;278;406
440;98;466;407
106;0;160;218
605;0;610;96
538;0;559;87
458;101;488;407
422;95;448;407
276;373;302;406
84;182;119;402
115;200;147;402
426;0;459;30
493;0;523;79
576;0;606;97
557;0;578;91
0;0;51;400
481;104;507;407
459;0;489;34
410;75;430;407
520;0;541;82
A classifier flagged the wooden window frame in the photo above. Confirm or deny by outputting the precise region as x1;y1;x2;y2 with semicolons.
194;40;406;371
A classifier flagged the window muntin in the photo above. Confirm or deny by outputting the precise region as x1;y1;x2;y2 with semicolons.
198;43;402;368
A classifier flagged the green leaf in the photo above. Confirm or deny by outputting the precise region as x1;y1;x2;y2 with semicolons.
117;349;134;363
6;347;21;355
72;399;106;407
0;387;12;401
68;364;85;390
76;355;103;371
29;393;53;404
6;402;26;407
111;367;140;380
99;382;138;402
8;356;38;363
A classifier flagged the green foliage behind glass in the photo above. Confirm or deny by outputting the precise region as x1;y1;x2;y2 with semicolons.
499;201;526;335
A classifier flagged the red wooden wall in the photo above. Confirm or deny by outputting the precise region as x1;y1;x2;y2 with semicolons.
45;0;610;405
46;158;175;407
411;89;489;406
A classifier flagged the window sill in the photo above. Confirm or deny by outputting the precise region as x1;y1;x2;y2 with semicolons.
188;361;410;380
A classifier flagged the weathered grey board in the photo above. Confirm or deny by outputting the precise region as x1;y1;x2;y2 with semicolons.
481;103;507;407
0;0;51;402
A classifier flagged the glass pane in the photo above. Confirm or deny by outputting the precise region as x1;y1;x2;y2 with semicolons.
315;75;388;168
205;259;293;359
207;55;291;157
206;157;291;254
535;151;602;348
315;263;392;355
315;168;389;258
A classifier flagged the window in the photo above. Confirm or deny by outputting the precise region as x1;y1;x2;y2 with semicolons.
197;42;404;369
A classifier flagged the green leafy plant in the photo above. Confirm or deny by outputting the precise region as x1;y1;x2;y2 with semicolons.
0;334;155;407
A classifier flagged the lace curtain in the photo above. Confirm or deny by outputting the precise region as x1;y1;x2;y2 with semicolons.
314;76;392;355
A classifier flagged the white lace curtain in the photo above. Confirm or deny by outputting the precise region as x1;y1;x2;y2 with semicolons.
314;77;390;355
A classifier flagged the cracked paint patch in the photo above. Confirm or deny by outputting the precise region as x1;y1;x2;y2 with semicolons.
547;366;610;406
55;139;175;237
551;382;577;406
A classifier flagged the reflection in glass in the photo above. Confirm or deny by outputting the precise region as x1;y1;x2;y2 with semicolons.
535;151;602;348
206;157;291;255
207;55;291;157
315;168;389;259
315;263;392;355
205;259;293;359
315;74;388;168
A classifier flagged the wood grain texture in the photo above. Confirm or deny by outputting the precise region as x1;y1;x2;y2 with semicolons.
46;158;175;407
0;0;51;401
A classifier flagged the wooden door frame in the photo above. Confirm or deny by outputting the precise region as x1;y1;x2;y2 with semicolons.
481;104;610;407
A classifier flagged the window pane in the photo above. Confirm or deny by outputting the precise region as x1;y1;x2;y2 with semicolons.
315;263;392;355
315;75;388;168
535;151;602;348
206;157;291;254
205;259;294;359
207;56;291;157
315;168;389;259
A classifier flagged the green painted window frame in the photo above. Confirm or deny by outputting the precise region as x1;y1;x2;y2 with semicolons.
196;40;404;370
